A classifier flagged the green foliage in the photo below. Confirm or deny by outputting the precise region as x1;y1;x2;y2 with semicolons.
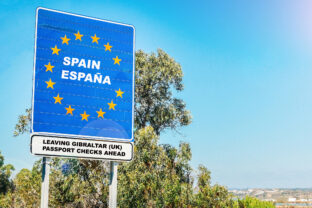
0;151;15;208
118;126;193;208
13;108;31;137
0;191;13;208
235;196;275;208
194;165;234;208
13;161;41;207
135;49;192;134
49;158;109;208
0;151;14;195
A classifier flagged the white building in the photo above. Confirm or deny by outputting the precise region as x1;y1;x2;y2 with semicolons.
288;198;296;202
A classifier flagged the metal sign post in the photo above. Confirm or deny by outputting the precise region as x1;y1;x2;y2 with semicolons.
40;157;51;208
109;161;118;208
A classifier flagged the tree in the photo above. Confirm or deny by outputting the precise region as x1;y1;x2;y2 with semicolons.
135;49;192;134
0;151;14;195
235;196;275;208
48;158;109;208
118;126;193;208
10;160;41;208
0;151;15;208
13;108;31;137
194;165;234;208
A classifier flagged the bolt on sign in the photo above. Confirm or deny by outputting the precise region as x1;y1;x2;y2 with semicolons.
31;8;135;161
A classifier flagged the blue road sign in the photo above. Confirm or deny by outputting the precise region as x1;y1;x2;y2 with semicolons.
32;8;135;142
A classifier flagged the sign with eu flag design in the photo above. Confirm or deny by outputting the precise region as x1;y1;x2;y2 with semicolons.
31;8;134;161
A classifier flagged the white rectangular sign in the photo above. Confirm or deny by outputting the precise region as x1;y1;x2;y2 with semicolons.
31;135;133;161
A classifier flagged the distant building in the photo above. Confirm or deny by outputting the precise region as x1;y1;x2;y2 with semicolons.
288;198;296;202
254;190;265;196
263;199;276;202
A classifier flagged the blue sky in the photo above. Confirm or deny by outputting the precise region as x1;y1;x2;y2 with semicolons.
1;0;312;188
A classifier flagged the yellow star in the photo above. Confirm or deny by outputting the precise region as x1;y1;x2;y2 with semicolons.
80;111;90;121
45;79;56;89
104;42;112;52
113;56;121;65
91;34;100;44
53;94;63;104
115;88;124;98
65;105;75;115
61;35;70;45
108;100;117;110
74;31;83;41
44;62;54;72
51;45;61;55
96;108;106;118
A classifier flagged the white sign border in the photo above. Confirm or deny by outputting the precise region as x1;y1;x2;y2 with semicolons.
31;134;134;162
31;7;135;143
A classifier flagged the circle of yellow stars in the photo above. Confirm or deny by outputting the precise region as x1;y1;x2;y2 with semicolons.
44;30;126;122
